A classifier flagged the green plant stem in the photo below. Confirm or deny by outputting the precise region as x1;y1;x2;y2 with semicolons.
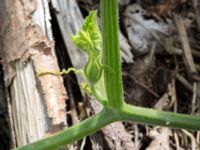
101;0;124;108
14;1;200;149
90;85;107;105
15;108;118;150
119;104;200;130
100;0;200;130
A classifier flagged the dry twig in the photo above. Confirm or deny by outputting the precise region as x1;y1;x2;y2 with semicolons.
174;14;197;77
193;0;200;31
181;129;196;150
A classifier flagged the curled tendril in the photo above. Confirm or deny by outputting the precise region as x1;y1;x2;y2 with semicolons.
37;68;83;76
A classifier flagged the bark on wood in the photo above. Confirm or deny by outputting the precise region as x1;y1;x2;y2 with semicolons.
0;0;67;147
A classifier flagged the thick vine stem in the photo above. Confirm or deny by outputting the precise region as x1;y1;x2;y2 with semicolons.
14;0;200;149
15;108;118;150
101;0;124;108
119;104;200;130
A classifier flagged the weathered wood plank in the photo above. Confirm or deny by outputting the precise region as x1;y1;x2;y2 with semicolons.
0;0;67;147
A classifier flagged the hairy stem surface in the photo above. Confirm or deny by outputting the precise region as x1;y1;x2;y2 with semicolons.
120;104;200;130
101;0;124;108
15;108;118;150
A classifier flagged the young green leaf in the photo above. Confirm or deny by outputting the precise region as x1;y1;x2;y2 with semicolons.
71;10;101;54
82;10;101;52
71;10;107;104
72;10;103;85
